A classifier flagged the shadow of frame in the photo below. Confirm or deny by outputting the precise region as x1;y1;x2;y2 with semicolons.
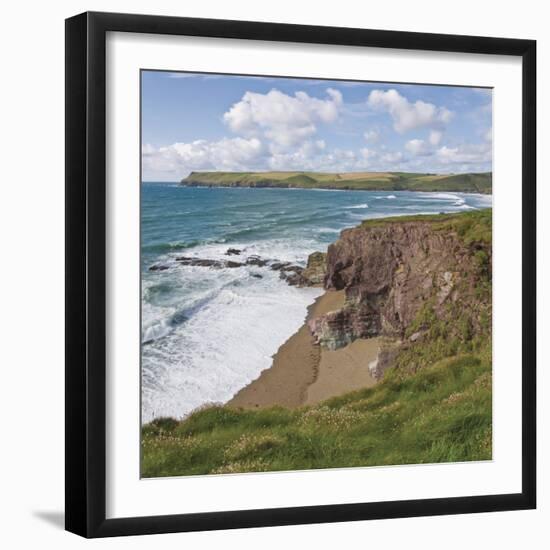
33;511;65;530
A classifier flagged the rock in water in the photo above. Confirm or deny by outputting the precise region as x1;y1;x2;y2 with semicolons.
175;256;221;267
175;256;243;268
279;267;305;286
245;256;269;267
225;248;242;256
270;252;328;287
270;261;291;271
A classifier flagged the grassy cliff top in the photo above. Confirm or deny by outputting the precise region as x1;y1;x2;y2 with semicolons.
181;171;492;194
359;208;492;245
142;351;491;477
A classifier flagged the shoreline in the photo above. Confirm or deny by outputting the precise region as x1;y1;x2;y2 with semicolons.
228;289;380;410
180;170;493;195
177;183;493;196
144;182;493;197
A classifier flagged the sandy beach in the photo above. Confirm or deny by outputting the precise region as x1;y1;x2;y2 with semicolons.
228;290;380;409
305;337;380;405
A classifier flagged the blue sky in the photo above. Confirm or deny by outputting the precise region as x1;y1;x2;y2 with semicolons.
141;70;492;181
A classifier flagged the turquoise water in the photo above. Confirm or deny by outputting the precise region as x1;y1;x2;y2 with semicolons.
141;184;492;422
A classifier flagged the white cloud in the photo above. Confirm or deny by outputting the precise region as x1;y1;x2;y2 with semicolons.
142;85;491;180
360;147;377;161
142;137;266;178
141;143;156;154
142;135;491;180
435;143;491;165
367;89;453;134
223;88;342;150
405;139;432;156
380;151;405;165
429;130;443;146
363;130;379;143
266;143;400;173
267;141;351;172
144;136;384;179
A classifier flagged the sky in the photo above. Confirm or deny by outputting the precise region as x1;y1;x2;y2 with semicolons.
141;70;492;182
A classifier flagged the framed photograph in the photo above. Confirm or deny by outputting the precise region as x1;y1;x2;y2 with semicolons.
65;11;536;538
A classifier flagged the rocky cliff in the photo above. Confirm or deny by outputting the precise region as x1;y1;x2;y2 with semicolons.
308;210;492;379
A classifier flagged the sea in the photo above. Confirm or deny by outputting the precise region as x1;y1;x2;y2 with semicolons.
141;184;492;423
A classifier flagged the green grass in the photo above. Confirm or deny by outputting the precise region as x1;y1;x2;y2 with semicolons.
182;171;492;194
142;352;492;477
360;208;492;245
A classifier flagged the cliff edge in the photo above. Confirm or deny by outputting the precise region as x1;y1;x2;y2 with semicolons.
308;210;492;379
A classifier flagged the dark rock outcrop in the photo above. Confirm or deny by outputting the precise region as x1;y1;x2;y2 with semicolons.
270;252;327;287
270;261;291;271
279;267;305;286
309;219;491;351
245;256;269;267
174;257;244;268
226;260;244;268
150;254;321;288
270;262;305;286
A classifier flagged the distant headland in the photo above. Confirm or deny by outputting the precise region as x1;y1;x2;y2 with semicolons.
180;171;492;194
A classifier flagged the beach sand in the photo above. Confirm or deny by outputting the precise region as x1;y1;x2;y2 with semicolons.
228;290;380;410
305;337;380;405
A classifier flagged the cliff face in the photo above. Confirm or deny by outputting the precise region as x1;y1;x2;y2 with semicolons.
313;222;475;343
301;251;326;285
308;211;492;378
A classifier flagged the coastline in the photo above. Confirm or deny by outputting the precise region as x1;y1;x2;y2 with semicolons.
228;289;380;410
141;208;493;476
181;170;493;195
181;184;493;195
142;185;492;421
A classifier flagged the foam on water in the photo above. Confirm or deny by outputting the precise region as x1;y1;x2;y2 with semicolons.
142;258;322;422
344;203;369;209
425;192;463;201
316;227;342;234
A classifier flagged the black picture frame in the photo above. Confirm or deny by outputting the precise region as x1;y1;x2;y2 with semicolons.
65;11;536;538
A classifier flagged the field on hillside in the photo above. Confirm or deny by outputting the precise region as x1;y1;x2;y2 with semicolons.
182;171;492;193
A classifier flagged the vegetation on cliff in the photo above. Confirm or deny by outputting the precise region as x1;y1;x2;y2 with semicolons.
360;208;492;245
142;209;492;477
181;171;492;194
142;353;491;476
